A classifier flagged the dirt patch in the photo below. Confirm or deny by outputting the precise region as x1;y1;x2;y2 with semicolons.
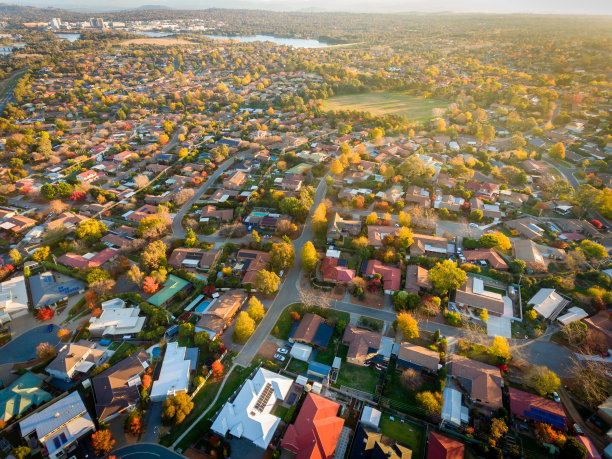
258;341;279;360
121;38;196;46
351;291;384;309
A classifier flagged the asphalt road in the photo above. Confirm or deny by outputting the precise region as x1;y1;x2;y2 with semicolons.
112;443;186;459
0;324;60;364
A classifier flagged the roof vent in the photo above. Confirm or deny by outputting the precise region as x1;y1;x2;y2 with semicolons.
54;412;60;418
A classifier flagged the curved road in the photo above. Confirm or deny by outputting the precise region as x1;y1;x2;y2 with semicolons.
0;324;60;365
113;443;185;459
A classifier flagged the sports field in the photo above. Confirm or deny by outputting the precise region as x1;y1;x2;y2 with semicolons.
322;92;447;121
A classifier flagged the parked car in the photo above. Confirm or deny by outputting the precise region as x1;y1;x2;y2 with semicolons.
574;423;583;434
277;347;289;355
274;354;286;362
553;392;560;402
469;223;479;228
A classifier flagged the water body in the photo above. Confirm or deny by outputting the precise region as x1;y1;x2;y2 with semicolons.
134;31;173;38
204;34;329;48
0;43;26;55
56;33;81;42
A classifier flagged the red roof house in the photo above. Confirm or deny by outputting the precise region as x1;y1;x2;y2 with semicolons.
363;260;401;292
57;248;118;270
576;436;601;459
509;387;567;430
321;257;355;283
281;393;344;459
427;432;464;459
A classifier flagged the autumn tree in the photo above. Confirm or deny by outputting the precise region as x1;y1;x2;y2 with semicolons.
255;269;280;294
398;211;411;227
141;240;167;271
429;260;466;294
162;392;193;425
268;241;294;273
490;336;510;362
11;446;30;459
400;368;422;391
580;240;607;259
312;203;328;236
36;342;56;360
549;142;566;160
184;227;198;248
234;311;255;343
127;264;143;286
397;312;419;339
32;246;50;263
478;232;511;251
416;391;442;414
301;241;318;272
212;360;224;376
330;160;344;176
489;418;508;447
522;365;561;396
366;212;378;225
9;248;22;265
480;309;488;324
124;410;143;435
75;219;107;243
142;276;159;294
57;329;70;341
247;296;265;322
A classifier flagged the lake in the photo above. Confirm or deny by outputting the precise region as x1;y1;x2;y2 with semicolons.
134;31;173;38
56;33;81;42
204;34;329;48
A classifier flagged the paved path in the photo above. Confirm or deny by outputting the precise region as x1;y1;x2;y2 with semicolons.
0;324;60;364
113;443;186;459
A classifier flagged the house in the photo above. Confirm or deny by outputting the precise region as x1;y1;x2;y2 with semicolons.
0;373;52;422
207;188;239;203
19;391;95;459
509;387;567;430
426;432;464;459
462;249;508;270
321;257;356;284
505;218;545;240
280;173;304;192
498;190;529;208
125;204;158;223
470;197;502;220
168;248;221;271
405;186;431;208
150;342;193;402
513;239;547;271
584;312;612;349
435;195;465;212
76;169;98;182
211;368;293;449
57;248;118;270
367;225;400;249
223;170;247;189
0;275;29;322
453;276;507;317
29;271;85;310
92;351;149;421
281;393;344;459
196;290;247;339
290;313;334;349
237;250;270;286
147;275;191;308
396;343;440;373
327;212;361;242
362;259;401;294
46;341;105;382
46;212;89;231
448;355;503;411
410;234;450;257
527;288;569;320
0;215;37;233
349;423;412;459
199;205;233;222
88;306;146;338
342;325;394;369
404;265;432;294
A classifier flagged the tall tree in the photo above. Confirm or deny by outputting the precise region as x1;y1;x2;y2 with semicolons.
301;241;318;272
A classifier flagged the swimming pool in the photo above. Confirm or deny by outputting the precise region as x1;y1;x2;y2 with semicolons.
251;211;267;217
194;301;211;314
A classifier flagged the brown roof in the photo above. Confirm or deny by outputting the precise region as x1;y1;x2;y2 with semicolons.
46;341;104;375
462;249;508;270
410;234;448;256
292;313;325;344
397;343;439;371
449;355;502;410
342;325;382;364
454;277;506;315
404;265;432;294
92;350;149;421
206;290;246;320
367;225;400;247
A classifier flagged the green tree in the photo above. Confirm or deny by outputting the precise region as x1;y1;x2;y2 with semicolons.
549;142;566;160
561;437;587;459
269;242;294;273
255;270;280;295
397;312;419;339
469;210;483;222
137;216;167;239
415;391;442;414
179;323;194;338
429;260;467;294
40;183;56;200
247;296;265;322
184;227;198;248
75;219;107;242
522;366;561;396
301;241;318;272
141;240;167;271
509;260;526;274
580;240;607;259
234;311;255;343
194;331;210;346
86;268;111;284
32;246;50;263
478;232;511;251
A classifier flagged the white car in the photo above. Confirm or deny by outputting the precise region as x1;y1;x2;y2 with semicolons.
274;354;286;362
277;347;289;355
469;223;479;228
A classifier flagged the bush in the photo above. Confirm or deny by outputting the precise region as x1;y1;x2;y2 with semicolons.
445;311;462;327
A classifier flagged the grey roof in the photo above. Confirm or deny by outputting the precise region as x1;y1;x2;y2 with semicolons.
29;272;85;309
20;391;88;438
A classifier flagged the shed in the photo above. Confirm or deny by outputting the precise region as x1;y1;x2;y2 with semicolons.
290;343;312;362
360;405;382;429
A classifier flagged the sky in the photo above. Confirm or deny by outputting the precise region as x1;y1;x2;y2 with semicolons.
18;0;612;14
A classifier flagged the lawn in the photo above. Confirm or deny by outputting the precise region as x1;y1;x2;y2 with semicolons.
380;413;425;457
314;336;340;365
272;303;349;340
322;92;447;121
335;361;380;394
456;340;499;366
287;358;309;375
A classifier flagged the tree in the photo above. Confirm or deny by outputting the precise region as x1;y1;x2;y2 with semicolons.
184;227;198;248
9;248;22;265
141;240;167;271
580;240;607;259
397;312;419;339
40;183;56;200
125;410;143;435
234;311;255;343
525;309;538;321
268;242;294;273
194;331;210;346
415;391;442;414
398;211;411;227
429;260;466;294
478;232;511;251
90;279;116;296
312;203;328;236
174;188;195;206
142;276;159;294
137;216;168;239
522;365;561;396
561;437;587;459
179;323;194;338
366;212;378;225
248;296;265;322
490;336;510;362
509;259;526;274
480;308;488;323
12;446;31;459
133;174;150;188
301;241;318;272
252;230;260;244
400;368;422;391
75;219;107;242
36;342;56;360
37;308;55;321
32;246;50;263
330;160;344;176
86;268;111;284
254;269;280;294
489;418;508;447
162;392;193;425
212;360;224;376
549;142;566;160
142;374;152;391
127;264;143;285
469;210;483;222
397;227;414;248
57;329;70;340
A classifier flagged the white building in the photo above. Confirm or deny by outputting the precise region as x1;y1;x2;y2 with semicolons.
211;368;293;449
20;392;95;459
88;307;145;338
0;275;29;323
527;288;568;320
46;341;105;382
150;342;191;402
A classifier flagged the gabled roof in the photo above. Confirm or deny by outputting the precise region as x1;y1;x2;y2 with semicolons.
281;393;344;459
427;432;464;459
449;355;502;410
0;373;51;422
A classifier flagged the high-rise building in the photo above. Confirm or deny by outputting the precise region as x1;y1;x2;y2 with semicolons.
50;18;62;30
89;18;104;29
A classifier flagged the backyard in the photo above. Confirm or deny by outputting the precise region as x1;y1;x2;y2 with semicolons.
322;92;447;121
380;413;425;458
334;346;381;394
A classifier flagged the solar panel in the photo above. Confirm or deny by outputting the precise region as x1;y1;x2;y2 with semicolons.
240;252;257;259
254;383;274;412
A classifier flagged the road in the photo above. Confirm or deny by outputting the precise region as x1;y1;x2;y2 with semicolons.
113;443;186;459
0;68;27;114
0;324;60;365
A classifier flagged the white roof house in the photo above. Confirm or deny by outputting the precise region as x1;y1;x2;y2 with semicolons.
0;275;29;323
441;386;469;427
211;368;293;449
150;342;191;402
19;391;95;459
527;288;568;319
100;298;125;309
557;307;588;326
88;307;145;338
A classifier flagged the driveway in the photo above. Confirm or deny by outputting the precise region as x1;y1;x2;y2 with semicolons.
112;443;185;459
487;316;512;339
143;402;163;443
0;324;60;364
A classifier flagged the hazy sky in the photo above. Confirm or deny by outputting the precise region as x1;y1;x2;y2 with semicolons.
20;0;612;14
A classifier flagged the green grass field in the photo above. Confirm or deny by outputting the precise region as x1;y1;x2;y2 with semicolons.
322;92;447;121
380;413;425;457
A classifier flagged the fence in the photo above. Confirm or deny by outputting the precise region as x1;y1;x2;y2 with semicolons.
190;349;229;401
